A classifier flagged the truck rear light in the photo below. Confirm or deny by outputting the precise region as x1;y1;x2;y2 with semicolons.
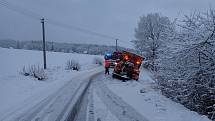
124;55;129;60
136;61;141;65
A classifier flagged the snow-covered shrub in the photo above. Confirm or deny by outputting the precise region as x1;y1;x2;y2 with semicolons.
21;66;30;76
65;59;81;71
157;9;215;120
20;65;47;80
185;70;215;116
93;57;103;66
158;44;215;119
159;69;215;119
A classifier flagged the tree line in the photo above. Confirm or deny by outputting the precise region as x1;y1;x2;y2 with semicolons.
0;39;133;55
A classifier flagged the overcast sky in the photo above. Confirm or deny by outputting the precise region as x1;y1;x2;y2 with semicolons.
0;0;215;48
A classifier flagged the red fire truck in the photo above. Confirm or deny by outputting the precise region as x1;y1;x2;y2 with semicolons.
112;51;144;81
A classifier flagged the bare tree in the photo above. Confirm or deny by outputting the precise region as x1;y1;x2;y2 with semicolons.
133;13;175;71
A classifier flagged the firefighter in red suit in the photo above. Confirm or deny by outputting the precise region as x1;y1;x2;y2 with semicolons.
104;60;110;75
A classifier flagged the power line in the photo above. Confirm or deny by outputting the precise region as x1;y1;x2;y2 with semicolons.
0;0;116;40
46;18;130;43
0;0;130;43
0;0;41;20
47;19;116;40
47;20;130;43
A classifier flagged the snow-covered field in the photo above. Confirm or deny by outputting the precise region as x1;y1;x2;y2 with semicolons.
0;48;103;120
0;47;212;121
0;47;102;77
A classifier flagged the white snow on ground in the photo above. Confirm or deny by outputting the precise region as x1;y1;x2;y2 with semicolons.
0;47;102;77
0;47;212;121
94;74;149;121
92;87;119;121
0;48;103;120
103;69;211;121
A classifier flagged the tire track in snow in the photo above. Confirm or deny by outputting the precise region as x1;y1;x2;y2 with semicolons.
93;75;149;121
87;86;95;121
1;68;103;121
15;74;88;121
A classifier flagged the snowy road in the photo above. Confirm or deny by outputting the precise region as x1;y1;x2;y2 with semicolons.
86;71;210;121
92;75;149;121
1;72;149;121
1;68;103;121
71;73;149;121
1;69;211;121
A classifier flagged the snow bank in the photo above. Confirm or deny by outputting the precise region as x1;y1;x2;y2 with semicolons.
104;69;211;121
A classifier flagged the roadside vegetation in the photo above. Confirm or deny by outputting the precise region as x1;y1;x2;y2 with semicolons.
65;59;81;71
20;65;47;80
133;9;215;119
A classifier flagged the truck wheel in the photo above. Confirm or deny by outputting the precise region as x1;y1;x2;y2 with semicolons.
112;74;116;78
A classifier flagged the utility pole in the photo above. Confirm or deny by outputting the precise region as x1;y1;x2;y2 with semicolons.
41;18;47;69
51;41;54;51
115;39;118;51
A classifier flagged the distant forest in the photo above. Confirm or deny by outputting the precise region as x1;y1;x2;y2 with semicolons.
0;40;134;55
